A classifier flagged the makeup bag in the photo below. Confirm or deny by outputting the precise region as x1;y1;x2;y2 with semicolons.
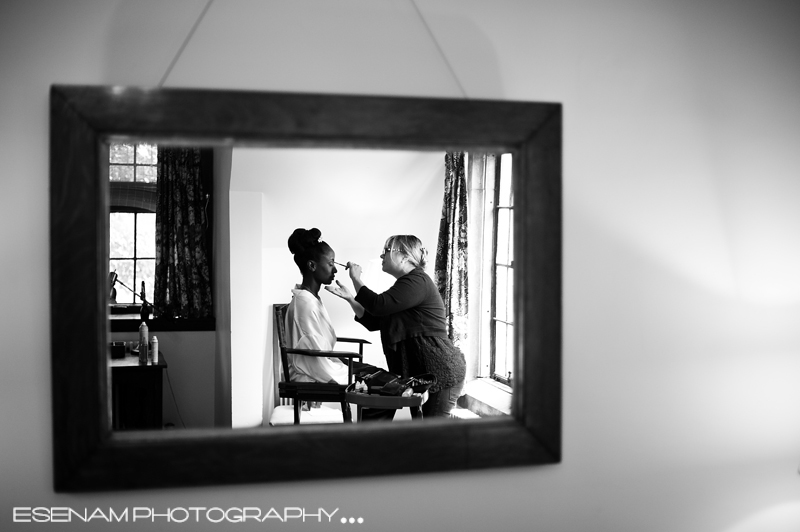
356;369;437;397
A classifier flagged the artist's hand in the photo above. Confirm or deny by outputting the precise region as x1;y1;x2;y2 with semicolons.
348;262;363;283
324;280;354;301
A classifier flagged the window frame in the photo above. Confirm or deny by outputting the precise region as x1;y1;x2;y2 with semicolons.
489;154;514;385
109;212;156;307
108;143;158;309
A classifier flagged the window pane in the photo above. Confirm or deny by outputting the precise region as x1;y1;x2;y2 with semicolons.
136;259;156;305
508;210;514;263
110;143;134;164
109;213;134;258
109;259;134;304
496;208;511;265
499;153;513;207
109;165;134;182
136;213;156;258
506;324;514;379
136;143;157;164
136;165;157;183
507;266;515;324
495;265;508;322
494;321;512;379
485;155;496;192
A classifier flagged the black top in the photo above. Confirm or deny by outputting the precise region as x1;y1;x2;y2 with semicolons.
354;268;449;349
355;268;466;391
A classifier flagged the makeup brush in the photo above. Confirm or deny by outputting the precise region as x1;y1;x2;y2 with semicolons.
334;261;349;269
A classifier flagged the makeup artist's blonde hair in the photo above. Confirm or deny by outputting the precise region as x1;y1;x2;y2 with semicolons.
385;235;428;269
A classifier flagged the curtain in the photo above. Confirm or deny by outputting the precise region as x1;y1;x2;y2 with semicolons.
435;152;469;346
154;148;213;319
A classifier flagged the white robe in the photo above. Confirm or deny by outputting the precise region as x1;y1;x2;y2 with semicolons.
285;286;349;384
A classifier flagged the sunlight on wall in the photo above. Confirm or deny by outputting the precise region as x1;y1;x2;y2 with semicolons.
573;157;800;307
567;0;800;309
731;185;800;305
672;351;800;461
722;501;800;532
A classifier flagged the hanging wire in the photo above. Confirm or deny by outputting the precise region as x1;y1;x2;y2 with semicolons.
409;0;469;99
158;0;215;87
165;369;187;428
160;0;467;99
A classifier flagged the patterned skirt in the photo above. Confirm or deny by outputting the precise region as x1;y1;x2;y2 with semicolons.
388;335;466;394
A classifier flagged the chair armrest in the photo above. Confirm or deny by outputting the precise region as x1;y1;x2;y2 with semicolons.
284;348;362;386
336;337;371;345
286;347;363;361
281;381;345;394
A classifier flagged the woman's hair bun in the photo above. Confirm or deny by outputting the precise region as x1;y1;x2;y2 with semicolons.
288;228;322;255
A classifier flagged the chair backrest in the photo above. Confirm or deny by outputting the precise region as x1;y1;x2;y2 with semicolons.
273;303;291;384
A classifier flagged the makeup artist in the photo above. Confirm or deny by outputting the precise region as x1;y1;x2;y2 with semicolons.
326;234;467;418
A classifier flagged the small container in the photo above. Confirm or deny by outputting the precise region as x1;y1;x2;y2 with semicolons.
151;336;158;365
109;341;126;359
138;321;149;365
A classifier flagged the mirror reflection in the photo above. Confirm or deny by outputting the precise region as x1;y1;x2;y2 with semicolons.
107;144;514;431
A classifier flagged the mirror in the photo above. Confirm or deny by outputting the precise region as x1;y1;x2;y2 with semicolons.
107;143;517;430
50;85;562;491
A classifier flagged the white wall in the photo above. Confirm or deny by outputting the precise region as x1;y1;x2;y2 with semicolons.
110;330;215;428
229;191;267;428
3;1;800;531
231;146;443;366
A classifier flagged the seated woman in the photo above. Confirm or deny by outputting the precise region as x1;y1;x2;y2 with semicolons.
286;228;398;421
285;227;351;384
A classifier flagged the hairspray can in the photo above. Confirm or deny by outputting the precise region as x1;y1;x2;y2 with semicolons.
151;336;158;365
138;321;149;365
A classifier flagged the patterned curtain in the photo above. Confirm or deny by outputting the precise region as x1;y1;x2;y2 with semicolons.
435;152;469;346
154;148;213;319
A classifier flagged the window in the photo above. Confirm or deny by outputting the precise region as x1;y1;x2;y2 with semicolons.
467;153;514;388
108;143;158;307
490;154;514;385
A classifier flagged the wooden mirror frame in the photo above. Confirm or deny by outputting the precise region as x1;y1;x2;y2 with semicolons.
50;85;561;491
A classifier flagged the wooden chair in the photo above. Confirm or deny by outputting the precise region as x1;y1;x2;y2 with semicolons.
272;303;369;425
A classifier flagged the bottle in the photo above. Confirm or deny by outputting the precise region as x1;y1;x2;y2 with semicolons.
151;336;158;365
139;281;150;321
138;321;149;365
